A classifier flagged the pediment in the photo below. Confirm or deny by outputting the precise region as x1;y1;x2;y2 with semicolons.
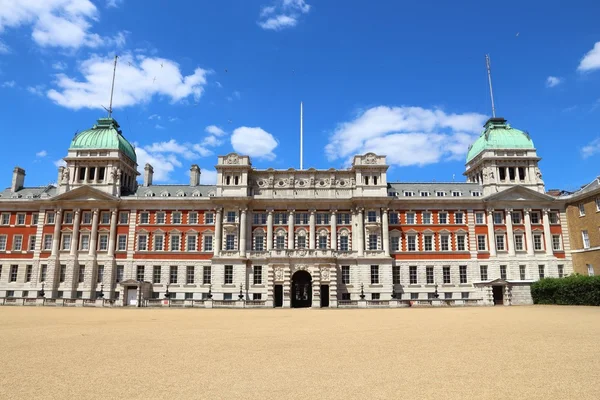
51;186;119;203
485;186;555;203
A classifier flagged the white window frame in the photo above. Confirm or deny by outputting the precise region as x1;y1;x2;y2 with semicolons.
422;212;431;225
475;212;485;225
596;198;600;212
587;264;595;276
203;234;213;252
533;234;543;251
407;235;417;251
454;212;464;224
137;234;148;251
552;235;562;251
440;235;449;251
117;235;127;251
495;234;505;251
16;213;26;225
514;234;524;251
119;212;129;224
46;212;55;225
188;212;198;225
80;234;90;251
493;212;503;224
253;233;265;251
187;234;197;251
406;212;415;225
156;212;166;224
0;234;7;251
172;212;182;224
456;235;466;251
43;234;53;250
579;203;585;216
582;230;590;249
225;234;236;250
530;212;541;224
28;235;36;251
153;234;164;251
100;212;110;225
0;213;10;225
438;212;448;224
511;212;522;224
170;234;181;251
390;235;400;252
477;235;487;251
205;212;214;224
60;234;71;251
98;234;108;251
424;235;433;251
82;212;92;225
140;212;149;224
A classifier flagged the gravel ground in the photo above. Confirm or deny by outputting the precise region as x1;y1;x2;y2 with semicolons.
0;306;598;400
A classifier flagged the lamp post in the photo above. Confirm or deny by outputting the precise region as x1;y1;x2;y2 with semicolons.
164;283;170;299
359;283;365;300
98;283;104;299
238;283;244;300
207;284;213;299
391;286;397;299
434;283;439;299
39;282;45;298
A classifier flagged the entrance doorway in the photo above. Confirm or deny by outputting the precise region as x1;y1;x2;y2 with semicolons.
126;287;138;306
274;285;283;308
492;286;504;305
320;285;329;308
291;270;312;308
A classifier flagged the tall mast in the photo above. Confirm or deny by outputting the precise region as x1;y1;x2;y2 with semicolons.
108;55;118;118
300;101;303;170
485;54;496;118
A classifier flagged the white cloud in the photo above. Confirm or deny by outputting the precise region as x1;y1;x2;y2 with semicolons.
52;61;67;70
0;0;125;49
106;0;123;8
578;42;600;72
231;126;278;160
47;53;209;110
36;150;48;157
154;124;165;130
325;106;487;167
54;159;67;168
202;135;223;147
546;76;562;87
258;0;310;31
205;125;226;136
168;116;179;122
1;80;15;88
201;169;217;185
148;114;161;120
27;85;46;96
0;40;9;53
581;138;600;159
215;81;222;88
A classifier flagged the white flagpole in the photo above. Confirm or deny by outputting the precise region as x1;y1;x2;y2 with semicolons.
300;101;303;170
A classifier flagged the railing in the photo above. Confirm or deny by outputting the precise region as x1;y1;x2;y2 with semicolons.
245;300;267;308
64;299;77;306
169;299;185;307
146;299;163;307
367;300;389;307
83;299;97;306
213;300;237;307
338;300;358;307
192;300;205;307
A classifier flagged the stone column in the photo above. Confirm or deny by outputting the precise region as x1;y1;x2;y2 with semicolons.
88;209;99;256
51;208;63;256
309;210;316;250
239;208;247;256
70;209;81;256
486;208;496;256
287;210;294;250
330;211;337;251
107;209;118;257
382;208;389;256
266;210;273;251
505;209;515;256
524;208;534;256
542;208;553;255
357;208;364;256
214;208;222;255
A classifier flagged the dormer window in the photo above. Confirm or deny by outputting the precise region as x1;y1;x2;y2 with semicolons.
404;191;414;197
420;191;430;197
471;191;481;197
436;191;445;197
452;191;461;197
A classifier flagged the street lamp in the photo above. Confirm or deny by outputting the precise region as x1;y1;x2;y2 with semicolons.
207;284;213;299
164;283;170;299
238;283;244;300
434;283;439;299
39;282;45;298
359;283;365;300
391;286;397;299
98;283;105;299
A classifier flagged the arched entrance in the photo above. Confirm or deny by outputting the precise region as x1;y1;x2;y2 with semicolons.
291;270;312;308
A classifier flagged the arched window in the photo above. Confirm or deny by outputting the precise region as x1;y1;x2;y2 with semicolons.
318;229;329;249
296;229;307;249
338;229;351;252
274;229;287;250
253;229;265;251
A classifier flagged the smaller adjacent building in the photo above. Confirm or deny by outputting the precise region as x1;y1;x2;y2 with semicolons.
563;177;600;276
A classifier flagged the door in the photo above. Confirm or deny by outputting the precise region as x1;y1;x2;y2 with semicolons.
492;286;504;305
127;287;138;306
274;285;283;308
320;285;329;308
291;270;312;308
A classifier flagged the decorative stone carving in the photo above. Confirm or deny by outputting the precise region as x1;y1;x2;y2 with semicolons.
364;153;377;164
274;267;284;281
320;267;330;281
61;168;70;184
226;154;240;164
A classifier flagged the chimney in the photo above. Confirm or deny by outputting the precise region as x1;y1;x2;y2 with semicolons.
57;166;65;187
143;163;154;187
190;164;201;187
11;167;25;192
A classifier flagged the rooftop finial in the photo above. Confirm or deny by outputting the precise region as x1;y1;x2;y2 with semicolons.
107;55;118;118
485;54;496;118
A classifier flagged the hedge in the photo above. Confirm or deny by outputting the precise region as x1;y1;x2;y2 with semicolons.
531;274;600;306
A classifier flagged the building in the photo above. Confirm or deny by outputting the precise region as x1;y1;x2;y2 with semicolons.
562;177;600;276
0;116;573;307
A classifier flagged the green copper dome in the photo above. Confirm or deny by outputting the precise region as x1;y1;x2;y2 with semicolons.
466;117;534;163
70;118;137;162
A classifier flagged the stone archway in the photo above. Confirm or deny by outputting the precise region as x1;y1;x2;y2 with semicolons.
291;270;312;308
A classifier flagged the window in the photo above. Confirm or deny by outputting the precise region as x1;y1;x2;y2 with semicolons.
424;235;433;251
454;212;464;224
0;235;6;251
43;234;53;250
223;293;232;301
151;234;163;251
404;191;414;197
1;213;10;225
140;212;149;224
368;234;378;250
63;212;73;224
25;265;34;282
277;235;286;249
434;191;444;197
511;212;522;224
60;234;70;251
46;212;55;224
153;266;161;283
7;290;14;298
339;235;349;252
80;235;90;250
582;231;590;249
493;212;503;224
578;203;585;216
538;265;545;279
203;266;211;284
597;198;600;212
187;235;197;251
12;235;23;251
533;234;543;251
253;234;264;251
170;234;181;251
203;235;213;252
224;265;233;284
530;212;540;224
253;213;267;225
552;235;561;251
411;293;418;300
318;235;327;249
205;212;214;224
420;191;430;197
116;265;124;283
186;266;195;284
97;265;104;283
475;212;484;224
480;265;488;280
407;236;416;251
440;235;449;251
137;235;148;251
225;234;235;250
587;264;594;276
101;212;110;225
82;212;92;224
154;212;165;225
185;292;194;300
558;265;564;278
39;265;47;282
426;266;434;284
462;292;470;299
119;212;129;224
253;293;262;300
316;213;329;225
59;264;66;282
367;211;377;223
117;235;127;251
341;293;351;301
295;213;309;225
500;265;507;280
422;212;431;224
477;235;487;251
10;265;18;282
409;266;417;284
172;212;182;224
341;265;350;284
136;265;145;281
371;293;380;300
389;212;399;225
78;266;85;283
444;292;452;300
392;265;400;284
456;235;466;251
98;234;108;251
390;236;400;252
549;212;559;224
253;266;262;285
337;213;350;225
495;235;505;251
57;291;64;299
443;266;451;284
472;191;481;197
32;214;38;225
170;266;178;284
28;235;36;251
226;211;236;223
452;191;461;197
370;265;379;284
438;212;448;224
406;212;415;225
514;234;524;251
188;212;198;224
459;265;467;284
519;265;526;280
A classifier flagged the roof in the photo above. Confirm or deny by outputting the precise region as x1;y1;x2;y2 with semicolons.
559;176;600;201
466;118;535;163
388;182;482;197
0;185;57;199
128;184;216;198
70;118;137;163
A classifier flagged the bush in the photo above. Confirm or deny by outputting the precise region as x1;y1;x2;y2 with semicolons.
531;274;600;306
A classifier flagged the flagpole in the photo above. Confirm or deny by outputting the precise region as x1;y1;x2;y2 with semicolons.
300;101;303;170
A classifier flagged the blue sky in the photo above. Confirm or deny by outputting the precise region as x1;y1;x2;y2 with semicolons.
1;0;600;190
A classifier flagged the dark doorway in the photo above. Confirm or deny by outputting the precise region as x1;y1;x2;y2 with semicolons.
274;285;283;308
320;285;329;308
291;270;312;308
492;286;504;305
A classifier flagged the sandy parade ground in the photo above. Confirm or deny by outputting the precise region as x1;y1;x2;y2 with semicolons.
0;306;599;400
